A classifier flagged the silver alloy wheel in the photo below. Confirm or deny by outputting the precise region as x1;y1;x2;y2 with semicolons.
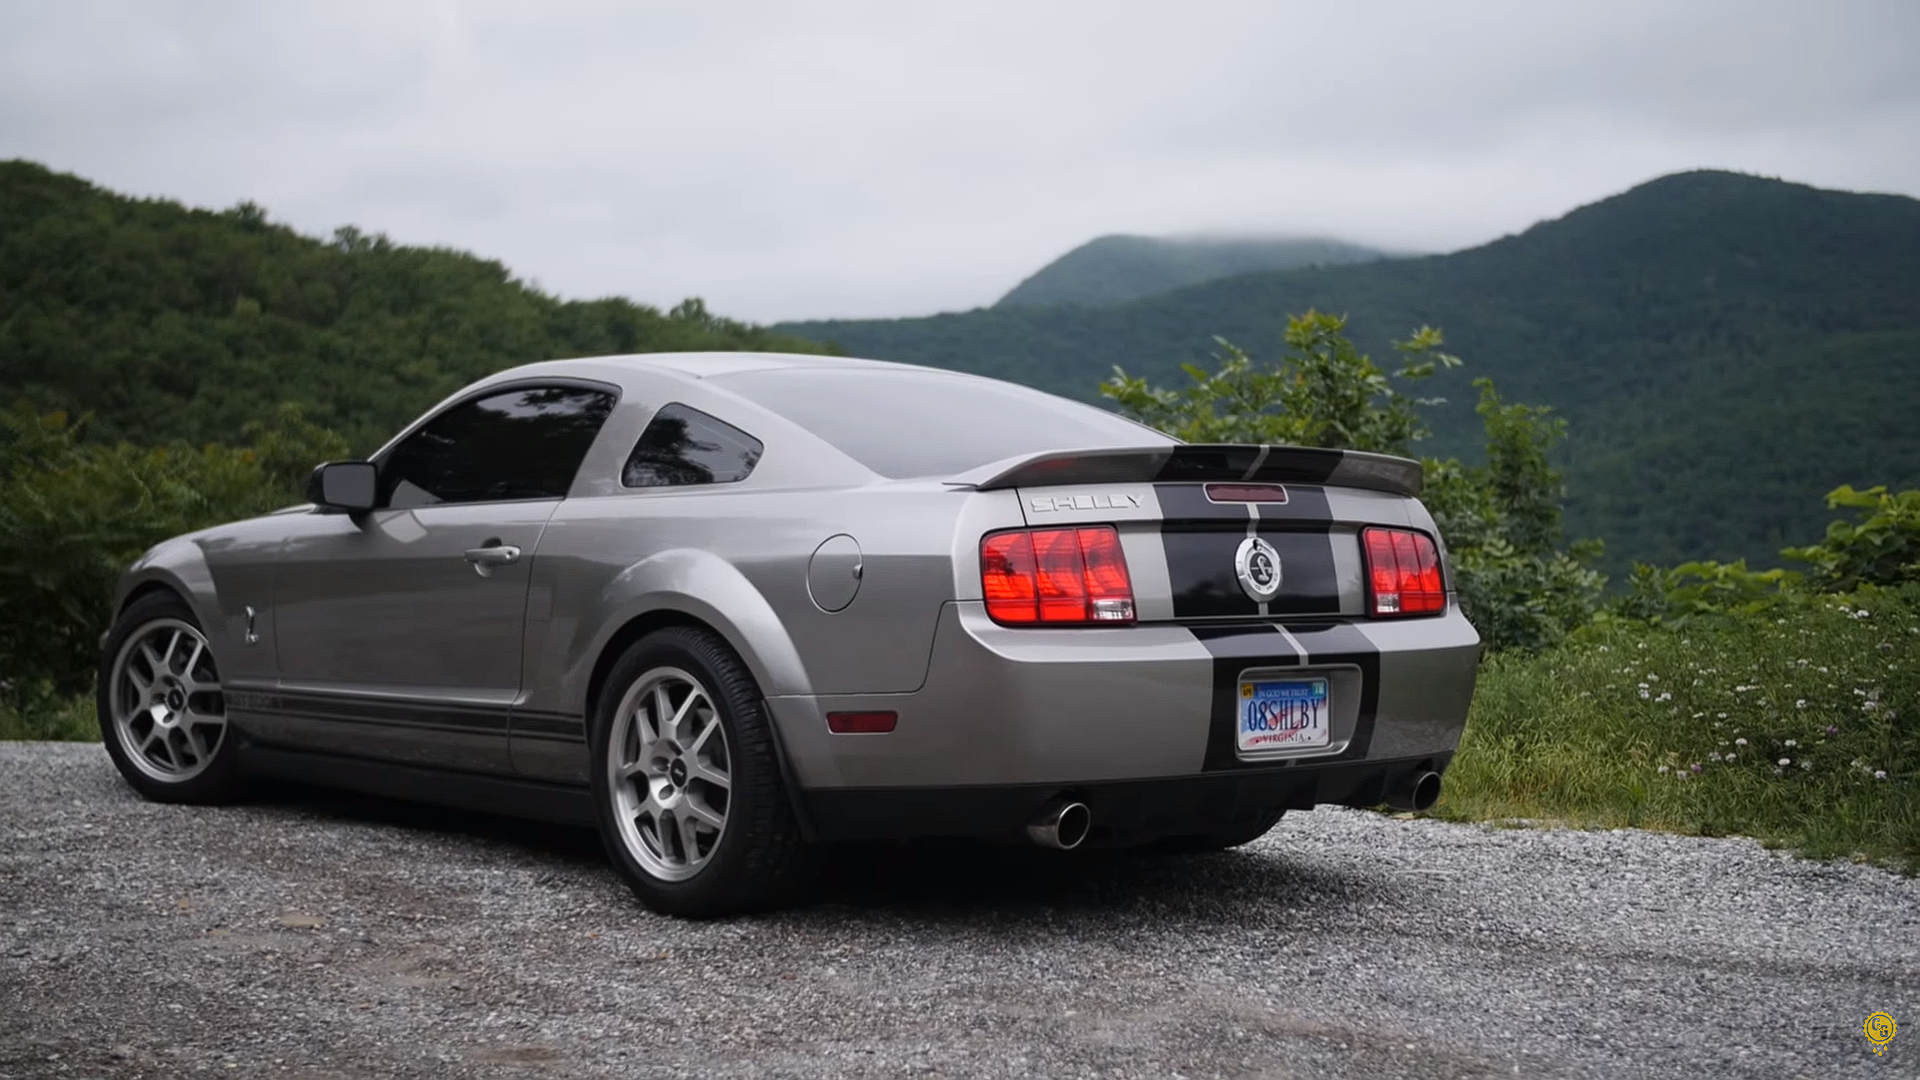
607;666;732;882
108;618;227;783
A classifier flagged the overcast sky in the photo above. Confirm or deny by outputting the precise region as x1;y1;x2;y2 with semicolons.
3;1;1917;323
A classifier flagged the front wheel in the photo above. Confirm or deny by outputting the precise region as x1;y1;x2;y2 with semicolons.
96;591;246;803
589;627;816;916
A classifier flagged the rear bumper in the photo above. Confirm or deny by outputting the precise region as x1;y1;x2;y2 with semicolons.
802;753;1454;844
772;601;1480;791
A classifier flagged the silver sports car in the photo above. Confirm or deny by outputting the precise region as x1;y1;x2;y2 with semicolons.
99;352;1480;915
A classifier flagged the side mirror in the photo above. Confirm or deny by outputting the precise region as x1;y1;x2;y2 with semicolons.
306;461;378;513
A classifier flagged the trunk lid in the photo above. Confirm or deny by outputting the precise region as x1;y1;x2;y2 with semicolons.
969;445;1423;623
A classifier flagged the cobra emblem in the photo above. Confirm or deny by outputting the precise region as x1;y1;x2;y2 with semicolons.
1234;536;1283;602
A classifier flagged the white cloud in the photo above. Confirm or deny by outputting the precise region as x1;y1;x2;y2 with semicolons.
2;0;1916;321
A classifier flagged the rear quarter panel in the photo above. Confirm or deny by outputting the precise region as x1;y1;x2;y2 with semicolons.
523;485;1020;720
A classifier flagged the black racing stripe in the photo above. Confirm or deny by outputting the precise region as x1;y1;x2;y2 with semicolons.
1281;621;1381;761
1162;527;1260;618
1155;446;1263;482
1188;623;1300;658
1153;482;1253;521
1192;620;1381;771
1248;447;1344;484
511;710;587;742
1259;527;1341;615
1193;624;1300;771
242;690;512;734
1254;484;1331;522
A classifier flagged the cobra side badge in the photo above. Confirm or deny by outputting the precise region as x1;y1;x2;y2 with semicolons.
1235;536;1283;602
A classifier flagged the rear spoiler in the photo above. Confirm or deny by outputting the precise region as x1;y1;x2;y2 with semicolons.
946;445;1424;498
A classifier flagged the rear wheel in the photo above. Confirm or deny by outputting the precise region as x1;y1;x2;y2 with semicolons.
589;627;816;916
96;591;246;803
1162;808;1286;853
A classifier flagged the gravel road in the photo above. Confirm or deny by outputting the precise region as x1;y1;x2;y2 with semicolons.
2;741;1915;1080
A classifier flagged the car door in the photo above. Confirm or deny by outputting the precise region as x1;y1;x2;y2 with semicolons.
262;382;618;774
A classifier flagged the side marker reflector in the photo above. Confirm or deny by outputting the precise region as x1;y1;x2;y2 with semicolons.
827;711;898;734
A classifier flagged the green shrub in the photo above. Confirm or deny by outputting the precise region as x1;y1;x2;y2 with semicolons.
1099;311;1458;452
1783;484;1920;592
1100;314;1603;652
0;685;94;741
0;403;345;702
1610;485;1920;627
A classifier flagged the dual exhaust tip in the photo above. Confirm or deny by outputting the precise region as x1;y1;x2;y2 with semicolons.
1026;771;1440;848
1026;799;1091;850
1386;770;1443;813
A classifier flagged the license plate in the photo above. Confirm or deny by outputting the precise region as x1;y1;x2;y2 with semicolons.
1237;677;1331;754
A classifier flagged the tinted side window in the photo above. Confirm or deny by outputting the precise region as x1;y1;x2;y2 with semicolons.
380;386;616;508
623;403;762;488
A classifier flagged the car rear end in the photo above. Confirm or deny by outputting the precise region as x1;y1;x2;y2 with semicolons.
795;445;1481;847
699;361;1479;847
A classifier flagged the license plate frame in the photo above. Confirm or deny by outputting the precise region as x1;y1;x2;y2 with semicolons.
1236;676;1332;755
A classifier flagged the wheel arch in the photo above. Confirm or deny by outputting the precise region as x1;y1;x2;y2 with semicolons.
571;555;819;844
106;537;222;651
119;579;189;615
565;547;813;721
583;608;716;723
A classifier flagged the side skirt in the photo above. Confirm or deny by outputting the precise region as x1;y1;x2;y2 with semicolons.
243;745;596;828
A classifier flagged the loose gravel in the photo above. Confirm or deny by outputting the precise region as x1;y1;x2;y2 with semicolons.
2;741;1916;1079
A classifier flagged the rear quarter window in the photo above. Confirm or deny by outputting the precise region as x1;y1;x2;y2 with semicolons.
623;403;763;487
713;368;1171;479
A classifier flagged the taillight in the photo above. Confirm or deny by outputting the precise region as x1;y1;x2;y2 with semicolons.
1362;527;1445;616
981;526;1135;626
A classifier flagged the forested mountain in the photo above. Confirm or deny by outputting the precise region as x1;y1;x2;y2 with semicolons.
996;234;1390;308
779;171;1920;573
0;160;826;453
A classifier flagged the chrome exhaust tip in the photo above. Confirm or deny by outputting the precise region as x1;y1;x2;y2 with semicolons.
1386;771;1442;812
1027;800;1091;850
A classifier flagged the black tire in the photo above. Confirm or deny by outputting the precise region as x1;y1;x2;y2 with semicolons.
1160;808;1287;854
589;626;817;917
96;590;247;804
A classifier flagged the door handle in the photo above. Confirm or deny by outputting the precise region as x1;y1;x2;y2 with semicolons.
463;541;522;577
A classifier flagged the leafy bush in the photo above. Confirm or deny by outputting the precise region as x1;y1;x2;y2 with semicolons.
1444;586;1918;868
1783;484;1920;592
1101;313;1603;651
1100;311;1458;453
0;404;345;702
1612;484;1920;626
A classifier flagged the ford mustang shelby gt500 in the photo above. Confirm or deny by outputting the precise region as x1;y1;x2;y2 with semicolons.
99;352;1480;915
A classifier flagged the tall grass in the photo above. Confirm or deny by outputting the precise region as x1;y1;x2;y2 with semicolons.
1440;589;1919;869
0;686;96;741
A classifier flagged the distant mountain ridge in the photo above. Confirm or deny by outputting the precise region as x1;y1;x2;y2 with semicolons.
777;171;1920;574
0;160;825;453
996;234;1392;309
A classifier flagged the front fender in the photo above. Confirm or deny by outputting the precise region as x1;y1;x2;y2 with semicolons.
108;538;220;643
558;547;812;716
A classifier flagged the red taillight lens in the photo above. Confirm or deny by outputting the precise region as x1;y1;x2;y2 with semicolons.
1362;527;1445;616
980;526;1135;625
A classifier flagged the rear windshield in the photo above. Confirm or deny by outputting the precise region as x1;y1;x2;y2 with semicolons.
712;367;1173;479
